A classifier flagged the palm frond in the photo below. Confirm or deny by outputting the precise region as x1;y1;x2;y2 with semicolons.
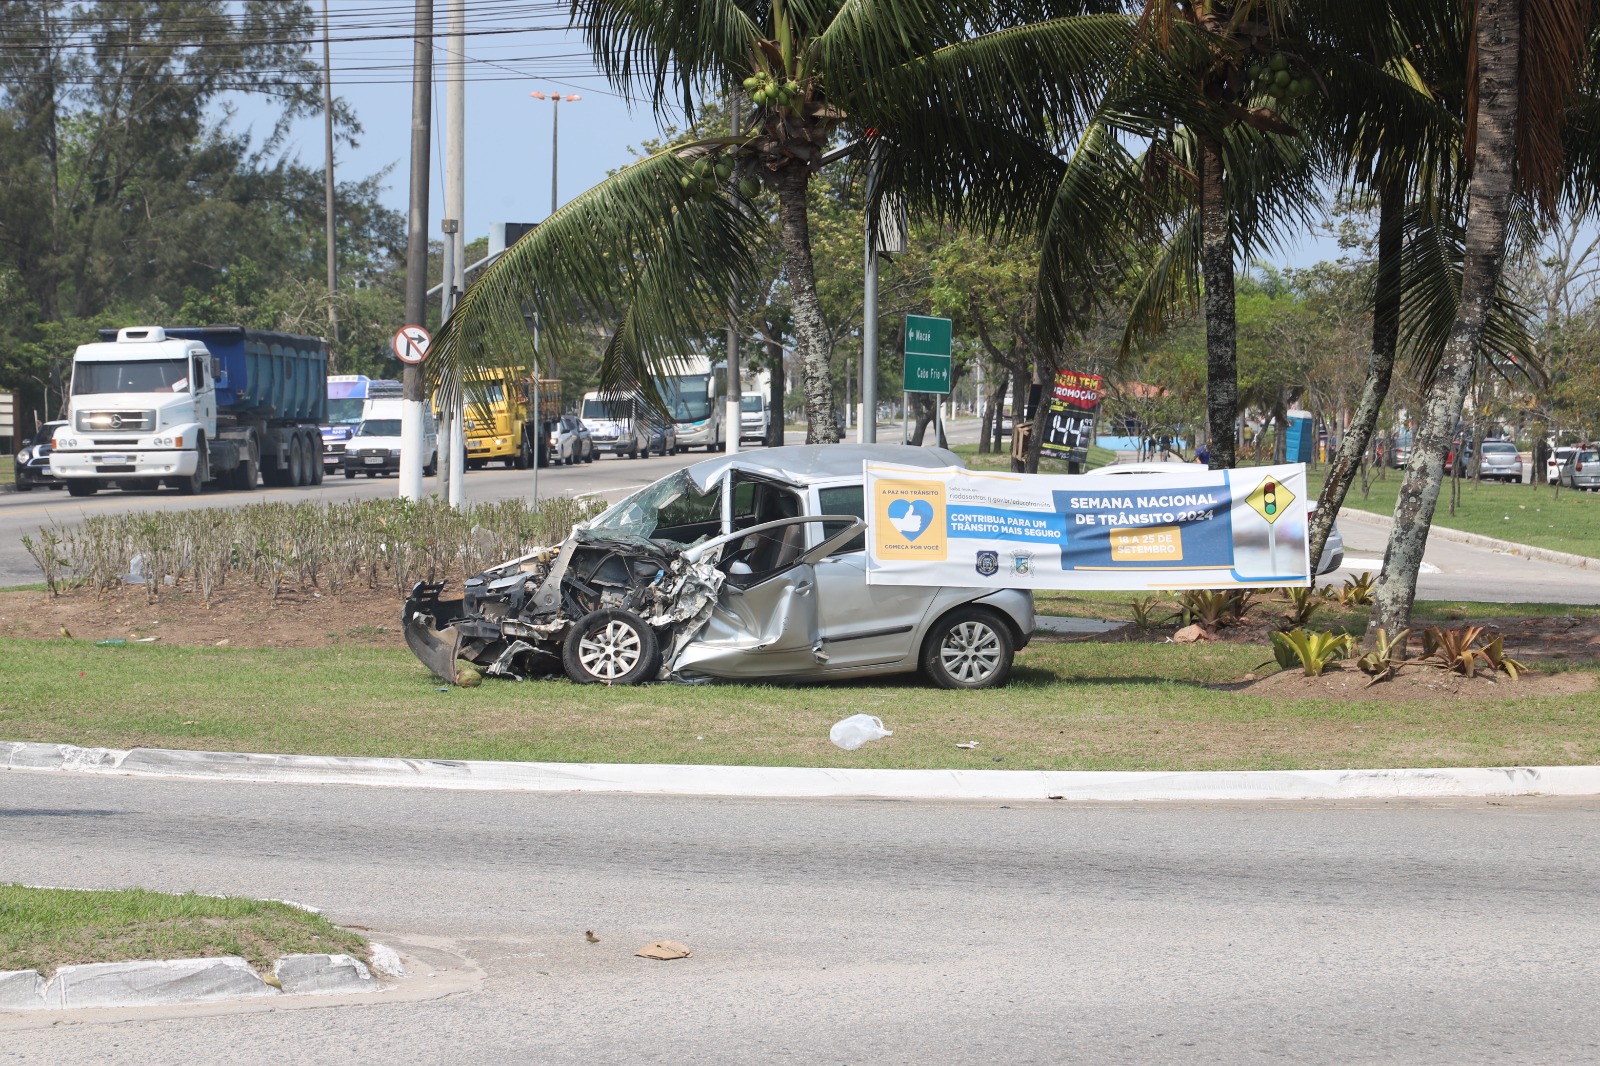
1398;200;1539;384
572;0;761;115
427;145;764;413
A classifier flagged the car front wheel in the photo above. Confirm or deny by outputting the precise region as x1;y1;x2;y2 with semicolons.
562;609;660;685
920;607;1015;690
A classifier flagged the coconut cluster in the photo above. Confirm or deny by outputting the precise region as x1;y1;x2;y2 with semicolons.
744;71;802;110
1247;52;1315;110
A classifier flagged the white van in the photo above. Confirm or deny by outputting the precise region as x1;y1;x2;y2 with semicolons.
740;392;769;444
341;397;437;478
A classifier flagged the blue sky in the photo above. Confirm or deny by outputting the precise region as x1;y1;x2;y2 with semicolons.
227;2;1344;268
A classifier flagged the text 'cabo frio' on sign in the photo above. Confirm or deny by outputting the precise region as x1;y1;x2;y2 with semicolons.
863;460;1312;591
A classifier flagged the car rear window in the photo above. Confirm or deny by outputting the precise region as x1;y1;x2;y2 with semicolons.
1482;442;1517;454
1580;451;1600;463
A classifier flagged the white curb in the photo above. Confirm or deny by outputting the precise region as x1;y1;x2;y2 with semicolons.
0;949;391;1012
4;740;1599;803
1337;507;1596;570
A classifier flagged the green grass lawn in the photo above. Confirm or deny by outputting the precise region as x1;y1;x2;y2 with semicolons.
3;636;1596;772
1310;468;1600;559
0;884;367;976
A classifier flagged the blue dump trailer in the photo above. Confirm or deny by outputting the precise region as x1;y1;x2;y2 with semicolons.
52;326;330;495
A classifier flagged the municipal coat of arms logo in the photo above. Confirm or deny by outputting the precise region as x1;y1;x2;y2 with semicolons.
1010;550;1034;577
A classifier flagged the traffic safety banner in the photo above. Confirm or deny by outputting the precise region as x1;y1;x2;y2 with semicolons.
864;461;1312;590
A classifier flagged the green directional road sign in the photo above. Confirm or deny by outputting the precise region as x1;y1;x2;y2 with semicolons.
903;314;951;394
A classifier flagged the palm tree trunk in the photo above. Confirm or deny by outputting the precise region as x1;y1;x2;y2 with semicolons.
1198;135;1239;469
774;167;838;443
1372;0;1520;634
1308;174;1403;574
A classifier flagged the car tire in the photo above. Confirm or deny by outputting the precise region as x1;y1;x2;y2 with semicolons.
562;609;660;686
14;479;33;492
920;607;1015;690
344;468;356;479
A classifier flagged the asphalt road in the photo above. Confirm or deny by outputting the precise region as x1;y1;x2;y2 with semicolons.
2;774;1598;1064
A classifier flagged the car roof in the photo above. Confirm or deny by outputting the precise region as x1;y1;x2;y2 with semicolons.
685;443;963;491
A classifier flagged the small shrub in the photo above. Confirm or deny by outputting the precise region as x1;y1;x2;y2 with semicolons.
1173;588;1254;629
28;495;604;602
1270;628;1354;677
1356;627;1411;685
1421;626;1527;680
1130;595;1169;631
1277;586;1322;627
1336;572;1377;608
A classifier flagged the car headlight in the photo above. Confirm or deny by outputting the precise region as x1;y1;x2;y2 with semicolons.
390;448;403;457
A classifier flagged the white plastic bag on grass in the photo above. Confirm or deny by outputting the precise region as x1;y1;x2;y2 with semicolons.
830;714;893;751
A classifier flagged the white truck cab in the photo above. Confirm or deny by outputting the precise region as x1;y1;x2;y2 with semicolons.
50;327;219;495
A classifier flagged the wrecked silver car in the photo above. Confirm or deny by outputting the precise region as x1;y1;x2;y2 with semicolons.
404;445;1034;688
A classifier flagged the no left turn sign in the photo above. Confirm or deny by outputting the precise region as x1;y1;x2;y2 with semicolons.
392;324;432;365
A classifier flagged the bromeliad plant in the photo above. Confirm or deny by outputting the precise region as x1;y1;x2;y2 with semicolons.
1356;627;1412;685
1277;586;1322;627
1421;626;1529;680
1172;588;1255;629
1270;628;1355;677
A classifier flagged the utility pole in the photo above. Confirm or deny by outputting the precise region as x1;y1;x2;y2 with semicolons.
443;0;466;510
438;218;458;505
399;0;433;501
861;140;884;445
725;94;743;455
320;0;338;348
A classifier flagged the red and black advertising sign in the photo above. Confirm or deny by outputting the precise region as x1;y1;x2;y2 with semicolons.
1041;369;1101;463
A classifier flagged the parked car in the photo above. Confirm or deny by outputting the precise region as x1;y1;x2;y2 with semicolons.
403;444;1035;689
1387;430;1413;468
1548;446;1579;484
641;419;679;456
1557;448;1600;491
1087;460;1345;575
1475;440;1524;483
548;415;595;465
12;421;68;491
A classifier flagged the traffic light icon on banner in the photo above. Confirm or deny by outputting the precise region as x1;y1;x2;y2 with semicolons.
1247;475;1294;524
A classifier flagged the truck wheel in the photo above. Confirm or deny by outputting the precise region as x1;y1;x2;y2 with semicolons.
562;609;660;686
231;448;258;490
177;441;209;496
344;468;356;479
920;607;1015;690
514;434;532;470
424;451;437;477
291;435;311;486
309;437;325;485
67;479;98;497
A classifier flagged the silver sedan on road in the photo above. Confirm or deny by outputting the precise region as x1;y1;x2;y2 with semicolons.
405;445;1035;689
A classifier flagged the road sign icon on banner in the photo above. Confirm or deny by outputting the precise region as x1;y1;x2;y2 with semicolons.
392;325;432;365
1247;475;1294;523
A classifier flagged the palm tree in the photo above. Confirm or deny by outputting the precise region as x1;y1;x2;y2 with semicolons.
1371;0;1594;632
426;1;1129;444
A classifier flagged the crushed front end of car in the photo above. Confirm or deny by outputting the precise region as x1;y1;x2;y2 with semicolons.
403;528;726;686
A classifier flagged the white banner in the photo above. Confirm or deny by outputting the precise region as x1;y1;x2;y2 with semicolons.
864;461;1312;590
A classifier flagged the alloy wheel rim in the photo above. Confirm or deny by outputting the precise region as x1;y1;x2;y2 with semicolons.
579;620;642;680
940;621;1002;683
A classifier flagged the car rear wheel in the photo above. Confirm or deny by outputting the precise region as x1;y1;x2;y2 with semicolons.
920;607;1015;690
562;609;659;685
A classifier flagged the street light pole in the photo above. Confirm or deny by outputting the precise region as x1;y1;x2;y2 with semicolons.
529;91;582;216
399;0;433;502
